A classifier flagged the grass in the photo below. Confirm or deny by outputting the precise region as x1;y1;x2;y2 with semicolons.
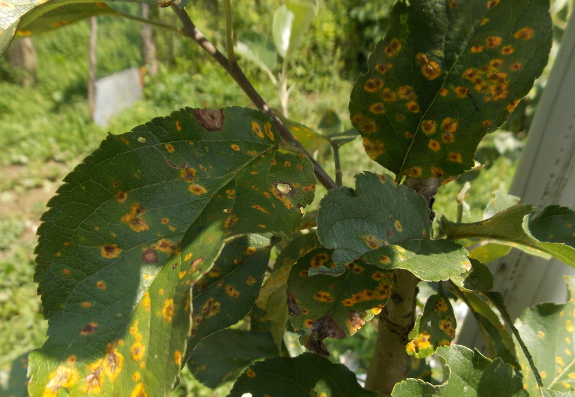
0;1;541;395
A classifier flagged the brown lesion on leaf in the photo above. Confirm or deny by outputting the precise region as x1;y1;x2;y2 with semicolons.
428;139;441;152
381;88;397;103
510;62;522;71
485;36;502;48
486;0;499;9
189;184;208;195
225;285;240;298
102;344;123;381
514;27;534;40
193;108;225;131
448;152;462;163
471;45;483;53
430;167;444;178
305;316;347;357
101;244;121;259
407;102;420;113
116;191;127;203
501;45;514;54
364;78;383;93
398;85;417;101
223;214;239;229
80;322;98;335
369;103;386;114
442;132;455;143
286;291;301;315
421;61;442;80
363;138;385;160
156;239;174;253
180;167;197;182
314;291;334;303
385;38;402;57
455;87;469;98
141;249;158;264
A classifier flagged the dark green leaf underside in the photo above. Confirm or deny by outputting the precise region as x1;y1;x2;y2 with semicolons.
188;329;278;388
29;107;315;397
229;353;378;397
350;0;552;179
442;205;575;268
392;345;527;397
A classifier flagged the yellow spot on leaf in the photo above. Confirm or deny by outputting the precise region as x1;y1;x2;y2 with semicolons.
385;38;402;57
174;350;182;366
97;281;106;290
422;61;442;80
567;320;573;332
398;85;417;101
436;298;448;312
224;214;238;229
369;103;386;114
161;299;175;322
487;0;499;9
486;37;502;48
231;144;240;151
405;167;422;177
407;101;420;113
363;235;381;249
131;342;145;362
422;120;437;135
165;144;175;153
141;292;151;311
448;153;462;163
264;122;275;140
131;382;148;397
502;45;514;54
225;286;240;298
440;88;449;96
431;167;444;178
252;121;264;138
364;79;383;92
189;184;208;195
428;139;441;151
103;345;123;381
471;45;483;53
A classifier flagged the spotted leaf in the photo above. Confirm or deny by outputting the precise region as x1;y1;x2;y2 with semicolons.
442;205;575;268
287;247;393;356
255;231;321;349
459;291;518;367
350;0;552;179
514;278;575;395
392;345;527;397
229;352;378;397
28;107;315;397
407;287;457;358
187;329;278;389
317;171;432;266
185;235;271;360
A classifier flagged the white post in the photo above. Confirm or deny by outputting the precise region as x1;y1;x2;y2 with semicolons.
458;9;575;348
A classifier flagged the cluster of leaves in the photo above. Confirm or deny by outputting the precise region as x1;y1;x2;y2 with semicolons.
3;0;575;396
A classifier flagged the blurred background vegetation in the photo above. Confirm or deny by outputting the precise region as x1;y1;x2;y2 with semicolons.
0;0;573;395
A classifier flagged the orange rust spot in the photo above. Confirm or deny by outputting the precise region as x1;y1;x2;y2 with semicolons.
156;239;174;253
431;167;444;178
364;138;386;159
422;61;442;80
405;167;422;177
231;144;241;151
510;63;522;71
441;118;458;133
439;88;449;96
428;139;441;152
62;268;70;275
103;345;123;381
141;292;151;311
97;281;106;290
264;122;275;140
359;117;378;134
175;120;182;131
483;120;492;127
502;45;514;54
385;38;401;56
180;167;197;182
381;88;397;103
487;0;499;9
189;184;208;195
246;276;256;285
225;285;240;298
394;220;404;232
80;322;98;335
486;36;502;48
161;299;175;322
82;301;92;308
121;213;149;232
448;153;462;163
173;350;182;366
165;144;175;153
471;45;483;53
398;85;417;101
514;27;534;39
407;101;420;113
246;369;256;378
224;214;238;229
455;87;469;98
375;63;388;73
405;132;413;139
252;204;269;213
364;79;383;92
121;138;130;145
507;100;520;113
251;121;264;138
442;132;455;143
369;103;386;114
131;382;148;397
304;319;315;328
491;83;509;100
116;191;127;203
131;342;145;362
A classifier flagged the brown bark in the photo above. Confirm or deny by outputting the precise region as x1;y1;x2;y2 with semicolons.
365;270;419;396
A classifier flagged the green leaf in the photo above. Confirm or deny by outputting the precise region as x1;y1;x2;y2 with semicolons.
362;239;471;282
318;108;344;138
186;235;271;358
450;258;493;292
256;231;321;349
28;107;315;397
187;329;278;389
467;242;511;263
276;113;331;162
0;352;30;397
443;205;575;268
392;345;528;397
287;247;393;356
272;0;318;62
235;31;277;74
514;299;575;394
407;286;457;358
350;0;552;179
317;172;431;266
14;3;119;37
229;353;378;397
460;291;518;367
483;190;521;219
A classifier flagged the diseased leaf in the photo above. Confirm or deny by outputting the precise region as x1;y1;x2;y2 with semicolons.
229;352;378;397
467;242;511;263
450;258;493;292
443;205;575;268
393;345;527;397
185;235;271;359
461;291;518;367
256;231;321;349
187;329;278;389
28;107;315;397
350;0;552;179
362;239;471;282
0;0;186;58
317;172;431;266
514;294;575;394
277;114;331;162
287;247;393;356
407;287;457;358
13;3;119;37
0;352;30;397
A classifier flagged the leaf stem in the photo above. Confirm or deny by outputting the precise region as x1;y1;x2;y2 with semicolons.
483;292;544;388
223;0;236;65
331;142;342;187
170;5;337;190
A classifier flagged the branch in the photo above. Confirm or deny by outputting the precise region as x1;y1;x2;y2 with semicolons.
171;5;338;190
